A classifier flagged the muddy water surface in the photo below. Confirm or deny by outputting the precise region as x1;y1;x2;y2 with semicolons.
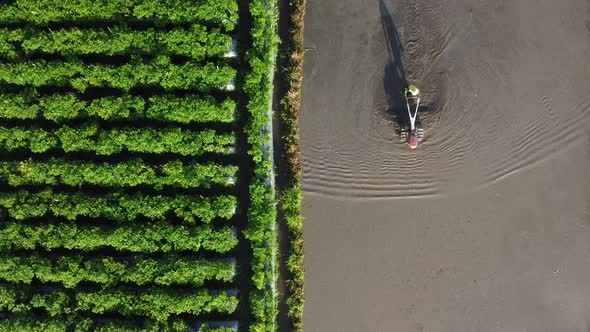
301;0;590;330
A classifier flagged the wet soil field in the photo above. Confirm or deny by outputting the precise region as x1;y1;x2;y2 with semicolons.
300;0;590;330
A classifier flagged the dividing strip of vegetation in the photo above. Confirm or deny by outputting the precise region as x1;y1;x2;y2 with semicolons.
244;0;280;330
279;0;306;330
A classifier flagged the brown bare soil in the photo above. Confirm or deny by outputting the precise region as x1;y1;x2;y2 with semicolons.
300;0;590;330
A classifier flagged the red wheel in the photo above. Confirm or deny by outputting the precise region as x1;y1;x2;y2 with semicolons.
409;133;418;149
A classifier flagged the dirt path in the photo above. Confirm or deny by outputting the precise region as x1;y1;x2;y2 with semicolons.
300;0;590;330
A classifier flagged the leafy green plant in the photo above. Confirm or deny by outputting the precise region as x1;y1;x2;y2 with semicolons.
0;58;235;92
0;158;237;189
0;285;238;321
78;288;238;321
0;222;237;253
0;0;239;29
282;184;304;329
0;91;236;123
0;123;235;155
0;315;68;332
0;315;196;332
0;25;231;60
199;324;235;332
0;254;235;288
0;189;236;223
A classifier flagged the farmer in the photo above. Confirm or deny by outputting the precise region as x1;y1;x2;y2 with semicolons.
405;84;420;96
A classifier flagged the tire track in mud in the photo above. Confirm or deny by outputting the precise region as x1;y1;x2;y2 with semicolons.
402;0;450;83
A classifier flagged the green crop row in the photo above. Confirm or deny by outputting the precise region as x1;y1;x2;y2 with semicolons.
0;221;237;253
0;90;236;124
0;254;235;288
0;158;237;189
0;285;237;321
0;0;238;29
88;320;223;332
88;320;233;332
0;315;68;332
0;123;235;155
198;325;234;332
0;189;236;223
0;25;232;60
244;0;280;330
0;57;235;92
0;315;232;332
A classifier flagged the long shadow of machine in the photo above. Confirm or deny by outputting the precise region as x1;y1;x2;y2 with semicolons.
380;1;433;125
380;0;409;129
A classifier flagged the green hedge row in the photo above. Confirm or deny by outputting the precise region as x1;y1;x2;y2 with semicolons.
0;315;232;332
0;123;235;155
0;25;232;60
244;0;280;330
279;0;306;328
0;315;68;332
0;190;236;223
0;222;237;253
0;0;239;29
0;254;235;288
198;325;235;332
0;158;237;189
0;57;235;92
0;90;236;124
281;184;304;329
0;285;237;321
